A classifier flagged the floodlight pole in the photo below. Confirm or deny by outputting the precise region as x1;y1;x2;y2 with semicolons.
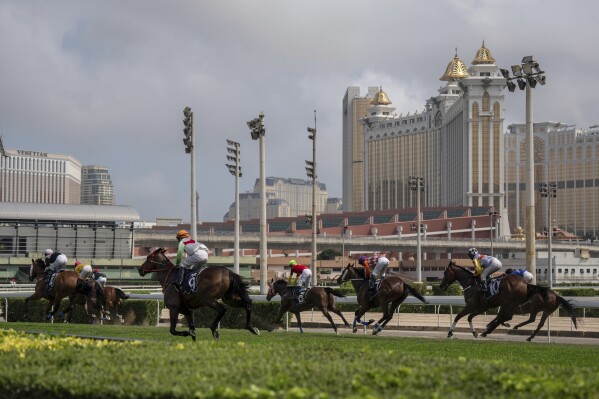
524;83;536;283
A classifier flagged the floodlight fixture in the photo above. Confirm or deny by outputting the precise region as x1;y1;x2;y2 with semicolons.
521;55;534;64
511;64;523;77
500;68;511;79
535;74;546;85
526;75;538;88
522;63;534;75
506;80;517;92
517;78;527;90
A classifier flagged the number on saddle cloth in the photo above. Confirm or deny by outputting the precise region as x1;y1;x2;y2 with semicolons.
485;276;502;298
181;268;204;294
292;287;309;304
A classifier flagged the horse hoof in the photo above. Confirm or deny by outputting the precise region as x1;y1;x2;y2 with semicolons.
473;332;478;338
481;333;488;338
352;327;358;334
447;332;453;339
189;329;196;338
526;337;533;342
212;330;220;340
249;327;260;336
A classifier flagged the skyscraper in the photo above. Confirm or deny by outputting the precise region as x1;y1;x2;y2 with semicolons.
81;165;115;205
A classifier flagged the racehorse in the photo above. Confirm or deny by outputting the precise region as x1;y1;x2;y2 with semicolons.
440;260;546;338
25;258;93;322
337;263;428;335
511;286;580;341
138;248;259;340
70;278;106;323
102;285;130;323
266;278;351;334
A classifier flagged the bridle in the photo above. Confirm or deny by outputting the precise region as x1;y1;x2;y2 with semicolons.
140;250;175;275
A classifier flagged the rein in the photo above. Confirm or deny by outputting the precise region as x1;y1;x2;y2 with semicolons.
142;252;177;291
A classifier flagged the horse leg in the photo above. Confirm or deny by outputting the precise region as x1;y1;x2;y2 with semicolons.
372;301;391;336
330;306;351;328
482;309;514;337
168;308;190;338
376;299;403;335
180;307;196;342
466;312;484;338
513;309;540;330
235;296;259;335
268;305;288;332
294;312;304;334
207;301;228;340
319;307;339;335
352;306;368;333
526;311;551;342
448;308;473;338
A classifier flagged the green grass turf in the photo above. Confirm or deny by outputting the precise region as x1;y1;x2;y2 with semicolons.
1;323;598;399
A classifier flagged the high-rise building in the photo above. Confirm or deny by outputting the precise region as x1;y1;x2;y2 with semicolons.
225;177;328;221
81;165;115;205
506;122;599;238
343;43;509;235
0;146;81;204
342;86;378;212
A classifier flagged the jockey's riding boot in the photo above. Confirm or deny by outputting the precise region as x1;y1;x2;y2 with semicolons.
175;268;185;292
479;278;487;293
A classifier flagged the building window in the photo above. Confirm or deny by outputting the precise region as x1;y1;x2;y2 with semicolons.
558;268;562;273
402;120;407;125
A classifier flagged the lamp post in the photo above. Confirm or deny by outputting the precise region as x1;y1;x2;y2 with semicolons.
306;110;318;286
182;107;197;239
489;211;499;257
500;56;546;283
247;113;267;294
226;139;242;275
408;176;424;282
341;224;348;268
540;182;557;287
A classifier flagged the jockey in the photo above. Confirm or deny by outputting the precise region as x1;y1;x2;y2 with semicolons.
74;260;93;280
358;254;389;288
505;268;533;283
44;249;67;285
287;260;312;288
174;229;209;291
92;268;107;287
467;247;502;292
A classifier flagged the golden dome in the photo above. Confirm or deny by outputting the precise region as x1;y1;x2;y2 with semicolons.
370;87;392;105
440;51;469;81
472;41;495;65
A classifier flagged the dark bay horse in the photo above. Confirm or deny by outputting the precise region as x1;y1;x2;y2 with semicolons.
71;278;106;323
440;261;546;338
511;286;580;341
102;286;129;323
138;248;259;340
337;263;428;335
25;258;93;321
266;278;350;334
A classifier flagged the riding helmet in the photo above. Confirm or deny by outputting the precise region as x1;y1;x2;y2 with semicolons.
74;261;82;267
44;249;53;257
289;260;297;266
467;247;478;259
176;229;190;240
358;255;366;264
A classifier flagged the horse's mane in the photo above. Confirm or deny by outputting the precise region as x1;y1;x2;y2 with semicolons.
273;277;288;286
351;265;366;278
449;262;473;275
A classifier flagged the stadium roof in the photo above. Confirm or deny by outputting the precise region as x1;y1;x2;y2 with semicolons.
0;203;140;222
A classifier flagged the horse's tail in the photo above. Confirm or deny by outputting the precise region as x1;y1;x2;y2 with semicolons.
556;295;581;329
225;270;252;303
115;287;129;300
75;278;91;296
324;287;346;298
526;283;550;302
405;282;428;304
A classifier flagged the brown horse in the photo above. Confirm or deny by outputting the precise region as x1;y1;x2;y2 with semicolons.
138;248;259;340
511;286;580;341
25;258;94;322
336;263;428;335
440;260;546;338
266;278;351;334
102;285;129;323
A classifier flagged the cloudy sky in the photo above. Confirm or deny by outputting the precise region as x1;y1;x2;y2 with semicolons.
1;1;597;222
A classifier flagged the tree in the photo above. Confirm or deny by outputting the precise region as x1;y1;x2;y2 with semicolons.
317;248;340;260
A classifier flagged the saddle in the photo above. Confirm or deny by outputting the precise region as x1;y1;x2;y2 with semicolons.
367;279;382;298
45;270;64;295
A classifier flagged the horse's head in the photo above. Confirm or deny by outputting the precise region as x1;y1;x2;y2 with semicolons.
440;261;457;290
138;248;172;276
30;258;46;281
337;263;360;284
266;278;287;301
